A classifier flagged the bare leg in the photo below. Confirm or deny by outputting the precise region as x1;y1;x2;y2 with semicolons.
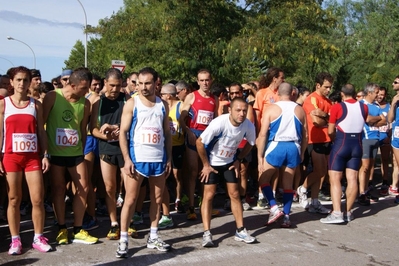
6;172;23;236
201;184;216;231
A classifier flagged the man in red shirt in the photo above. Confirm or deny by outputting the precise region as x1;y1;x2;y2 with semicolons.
297;72;333;214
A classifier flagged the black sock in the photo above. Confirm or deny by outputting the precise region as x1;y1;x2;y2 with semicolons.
74;226;82;234
237;227;245;232
58;224;67;231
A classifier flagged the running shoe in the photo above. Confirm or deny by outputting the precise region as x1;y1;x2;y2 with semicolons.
297;186;309;208
241;198;251;211
344;211;354;222
147;237;171;251
267;209;284;225
357;193;370;206
82;217;99;231
72;229;98;244
379;184;389;196
116;240;128;258
389;186;399;195
320;213;344;224
318;191;331;201
128;224;138;238
186;208;197;220
133;212;143;225
56;229;68;245
107;226;120;240
253;198;269;210
308;201;331;214
180;194;189;205
8;238;22;255
175;200;185;213
158;215;174;229
32;236;52;252
116;194;124;208
202;231;214;247
234;228;256;243
96;204;108;216
211;209;220;217
281;215;292;228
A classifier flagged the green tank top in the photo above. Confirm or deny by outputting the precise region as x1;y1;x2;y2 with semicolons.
46;89;85;156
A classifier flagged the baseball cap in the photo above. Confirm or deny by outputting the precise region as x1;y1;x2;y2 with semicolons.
61;69;73;77
31;69;41;78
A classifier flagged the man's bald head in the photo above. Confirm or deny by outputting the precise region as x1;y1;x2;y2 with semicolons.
160;83;177;95
278;82;293;96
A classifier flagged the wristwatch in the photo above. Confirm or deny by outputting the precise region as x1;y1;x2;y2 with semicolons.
43;153;51;159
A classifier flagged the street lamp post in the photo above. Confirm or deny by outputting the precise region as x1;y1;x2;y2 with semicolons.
6;36;36;69
0;57;14;66
76;0;88;68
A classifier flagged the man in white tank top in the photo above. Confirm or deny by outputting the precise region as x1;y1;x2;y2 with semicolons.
116;67;172;258
257;82;308;228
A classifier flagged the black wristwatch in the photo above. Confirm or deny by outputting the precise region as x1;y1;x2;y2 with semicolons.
43;153;51;159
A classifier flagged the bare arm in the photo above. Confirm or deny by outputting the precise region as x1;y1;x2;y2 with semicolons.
309;108;328;127
388;94;399;123
0;100;4;174
42;91;56;123
196;136;217;183
246;104;255;124
296;106;308;160
35;100;50;173
80;99;91;151
119;98;135;177
162;99;172;177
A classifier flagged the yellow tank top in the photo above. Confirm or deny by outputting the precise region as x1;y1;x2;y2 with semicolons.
169;101;184;146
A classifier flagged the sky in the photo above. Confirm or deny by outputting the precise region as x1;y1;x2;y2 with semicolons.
0;0;125;81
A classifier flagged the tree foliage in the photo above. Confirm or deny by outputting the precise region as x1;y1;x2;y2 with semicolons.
64;0;399;90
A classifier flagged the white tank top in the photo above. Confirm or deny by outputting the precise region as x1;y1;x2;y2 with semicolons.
130;96;166;162
269;101;302;143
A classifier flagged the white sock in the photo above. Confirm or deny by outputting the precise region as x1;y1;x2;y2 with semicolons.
111;222;119;227
120;231;128;242
33;233;42;242
150;227;158;240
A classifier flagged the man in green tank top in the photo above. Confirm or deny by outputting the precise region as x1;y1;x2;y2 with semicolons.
42;68;98;245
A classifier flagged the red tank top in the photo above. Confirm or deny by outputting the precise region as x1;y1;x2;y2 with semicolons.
3;97;38;154
188;90;216;131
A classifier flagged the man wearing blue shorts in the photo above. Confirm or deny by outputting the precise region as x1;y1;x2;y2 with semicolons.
358;83;386;205
116;67;172;258
257;82;308;228
320;84;368;224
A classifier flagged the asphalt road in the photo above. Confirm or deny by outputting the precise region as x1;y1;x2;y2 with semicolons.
0;186;398;266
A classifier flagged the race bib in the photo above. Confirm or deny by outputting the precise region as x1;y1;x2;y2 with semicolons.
56;128;79;146
394;126;399;138
140;128;162;145
196;110;213;125
169;121;177;136
12;133;38;152
218;148;236;158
